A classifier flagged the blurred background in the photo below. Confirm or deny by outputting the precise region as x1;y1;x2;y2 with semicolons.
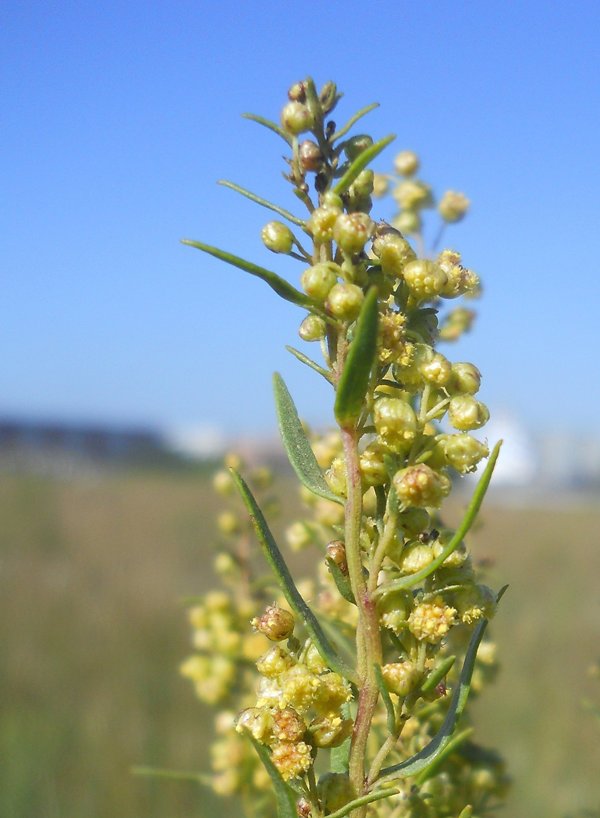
2;2;599;817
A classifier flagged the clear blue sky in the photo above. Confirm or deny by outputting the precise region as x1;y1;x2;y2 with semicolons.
3;1;599;437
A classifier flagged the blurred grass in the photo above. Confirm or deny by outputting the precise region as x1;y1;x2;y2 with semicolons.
0;471;598;817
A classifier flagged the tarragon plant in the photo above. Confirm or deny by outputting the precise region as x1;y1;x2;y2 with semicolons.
179;78;508;818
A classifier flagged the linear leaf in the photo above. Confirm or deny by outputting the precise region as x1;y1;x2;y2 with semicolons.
326;557;356;604
377;618;488;784
273;373;341;504
330;102;380;143
421;655;456;694
218;180;306;227
325;786;401;818
242;112;293;145
181;239;314;310
375;441;502;597
285;346;333;382
334;287;379;427
415;727;473;786
231;470;357;684
374;663;396;735
247;735;297;818
332;134;396;195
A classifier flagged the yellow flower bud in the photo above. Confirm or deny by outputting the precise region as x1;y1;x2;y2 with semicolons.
326;282;364;321
438;190;470;223
272;707;306;743
261;221;294;254
308;714;353;747
393;179;432;210
271;741;313;781
403;259;447;302
382;661;421;696
333;212;373;255
301;262;339;301
309;205;342;242
374;397;418;452
252;605;295;641
236;707;275;743
281;101;315;135
393;464;451;508
448;395;490;431
256;645;295;678
299;314;326;342
394;150;420;177
408;596;457;643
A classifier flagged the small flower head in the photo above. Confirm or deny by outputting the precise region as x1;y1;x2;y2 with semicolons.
402;259;447;302
252;605;295;641
298;314;326;342
281;101;314;135
438;190;470;223
382;661;421;696
299;139;323;172
308;714;353;747
333;212;373;255
378;588;412;633
374;397;418;452
394;150;420;177
393;464;451;508
453;584;497;624
256;645;295;678
326;540;348;574
393;209;422;235
261;221;294;254
272;707;306;743
344;134;373;160
408;596;457;643
448;395;490;431
448;362;482;395
326;282;364;321
271;741;313;780
309;204;342;242
393;179;432;211
440;433;489;474
236;707;275;743
301;262;338;301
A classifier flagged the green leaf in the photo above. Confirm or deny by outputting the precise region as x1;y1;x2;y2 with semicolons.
285;346;333;383
218;180;306;227
330;102;380;143
415;727;473;786
231;470;357;684
421;655;456;695
326;557;356;605
246;735;297;818
325;786;401;818
374;663;396;735
332;134;396;195
242;112;293;145
375;441;502;598
181;239;315;310
334;287;379;427
273;373;342;504
376;618;488;784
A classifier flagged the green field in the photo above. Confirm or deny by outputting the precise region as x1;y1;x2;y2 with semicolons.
1;471;598;818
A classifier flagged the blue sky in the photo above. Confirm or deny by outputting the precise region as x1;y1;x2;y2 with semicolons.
3;1;599;437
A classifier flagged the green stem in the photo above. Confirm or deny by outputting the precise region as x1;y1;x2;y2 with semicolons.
342;427;382;818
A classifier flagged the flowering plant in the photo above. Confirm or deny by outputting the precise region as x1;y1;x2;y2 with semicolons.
181;77;507;818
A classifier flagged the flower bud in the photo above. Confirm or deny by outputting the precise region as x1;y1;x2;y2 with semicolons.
308;205;342;242
359;443;388;487
288;82;306;102
398;507;431;537
271;741;312;781
372;226;416;276
321;191;343;209
301;262;338;301
236;707;274;743
419;352;452;386
448;395;490;431
382;661;421;696
298;314;326;342
393;179;432;210
431;529;469;567
319;80;339;114
374;397;418;452
439;306;476;341
252;605;295;641
403;259;447;302
333;212;373;255
308;715;353;747
261;221;294;254
212;469;234;496
299;140;323;172
217;511;241;535
393;464;451;508
281;101;315;135
348;169;374;199
326;282;364;320
408;596;457;643
449;362;481;395
286;520;313;551
397;542;435;574
344;134;373;160
256;645;295;678
453;583;496;624
378;588;412;633
326;540;347;573
393;210;422;235
317;773;355;813
438;190;470;223
394;150;420;177
372;173;390;197
272;707;306;743
441;433;489;474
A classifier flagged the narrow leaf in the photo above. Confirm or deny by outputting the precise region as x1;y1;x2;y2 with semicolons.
375;441;502;598
415;727;473;786
326;557;356;605
286;345;333;383
458;807;473;818
333;134;396;195
182;239;315;310
421;655;456;695
334;287;379;427
231;470;357;684
273;373;342;504
325;786;401;818
247;735;297;818
377;618;488;784
331;102;380;143
218;180;306;227
374;663;396;735
242;112;293;145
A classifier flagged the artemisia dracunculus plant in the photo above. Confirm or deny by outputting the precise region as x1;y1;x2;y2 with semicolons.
180;78;508;818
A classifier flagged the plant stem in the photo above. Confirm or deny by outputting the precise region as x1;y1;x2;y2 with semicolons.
342;426;383;817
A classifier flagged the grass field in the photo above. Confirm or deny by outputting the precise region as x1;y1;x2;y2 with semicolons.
1;470;598;818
